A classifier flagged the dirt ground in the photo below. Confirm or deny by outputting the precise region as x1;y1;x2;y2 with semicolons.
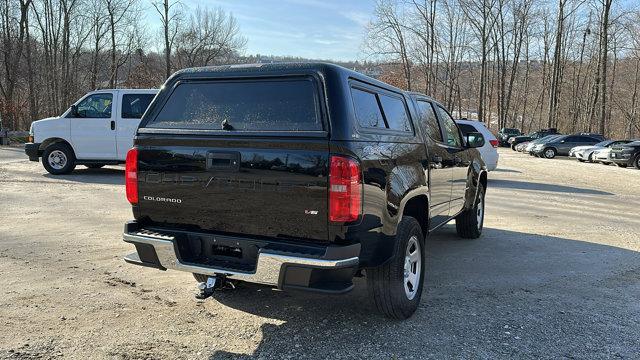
0;146;639;359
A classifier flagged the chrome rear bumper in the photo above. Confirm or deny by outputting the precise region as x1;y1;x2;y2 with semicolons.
123;230;359;290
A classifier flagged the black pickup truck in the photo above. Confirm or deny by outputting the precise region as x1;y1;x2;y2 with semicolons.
122;63;487;319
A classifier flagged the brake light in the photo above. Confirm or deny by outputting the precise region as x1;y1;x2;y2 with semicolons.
490;139;499;148
329;155;362;223
125;148;138;204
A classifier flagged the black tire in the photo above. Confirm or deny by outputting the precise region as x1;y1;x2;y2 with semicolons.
543;147;557;159
85;164;105;169
366;216;425;320
511;144;516;151
455;183;485;239
42;143;76;175
634;155;640;170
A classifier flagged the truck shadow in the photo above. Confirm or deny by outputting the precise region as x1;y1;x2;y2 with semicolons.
207;226;639;359
42;166;124;185
489;178;613;196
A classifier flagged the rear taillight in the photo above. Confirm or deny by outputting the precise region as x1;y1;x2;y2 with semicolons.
329;155;362;223
490;139;499;148
125;148;138;204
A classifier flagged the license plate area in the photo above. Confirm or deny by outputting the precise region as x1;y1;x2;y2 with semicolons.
175;234;266;272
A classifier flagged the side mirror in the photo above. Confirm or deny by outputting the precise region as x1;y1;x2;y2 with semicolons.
466;132;485;148
70;104;79;117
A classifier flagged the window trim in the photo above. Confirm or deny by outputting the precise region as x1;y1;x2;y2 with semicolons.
349;80;415;136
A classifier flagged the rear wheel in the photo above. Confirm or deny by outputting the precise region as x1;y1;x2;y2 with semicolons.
455;183;485;239
543;147;557;159
42;143;76;175
511;144;516;151
634;155;640;170
367;216;424;320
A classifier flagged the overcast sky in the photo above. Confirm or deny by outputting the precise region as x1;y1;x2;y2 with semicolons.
146;0;375;61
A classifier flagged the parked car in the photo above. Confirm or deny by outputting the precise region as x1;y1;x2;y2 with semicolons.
456;119;499;171
571;140;633;162
525;135;563;155
531;134;601;158
497;127;521;146
610;141;640;169
121;63;488;320
508;128;559;150
24;89;158;174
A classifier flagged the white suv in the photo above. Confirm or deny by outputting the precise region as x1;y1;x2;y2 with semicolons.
455;119;499;171
25;89;157;174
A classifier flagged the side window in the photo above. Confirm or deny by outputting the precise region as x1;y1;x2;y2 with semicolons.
415;100;443;142
351;87;385;129
122;94;155;119
564;136;578;142
437;106;462;147
75;93;113;118
378;93;412;132
457;123;477;136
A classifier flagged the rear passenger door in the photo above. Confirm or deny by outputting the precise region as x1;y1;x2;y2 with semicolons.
414;99;451;227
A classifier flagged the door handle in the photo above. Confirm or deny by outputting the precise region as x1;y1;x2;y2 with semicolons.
110;120;115;130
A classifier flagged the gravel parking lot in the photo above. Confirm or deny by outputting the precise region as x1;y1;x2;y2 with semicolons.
1;146;639;359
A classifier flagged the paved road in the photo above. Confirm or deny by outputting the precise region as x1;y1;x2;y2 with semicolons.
0;147;639;359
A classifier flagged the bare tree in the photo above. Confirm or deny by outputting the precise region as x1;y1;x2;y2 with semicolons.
175;6;246;68
365;0;413;90
151;0;182;79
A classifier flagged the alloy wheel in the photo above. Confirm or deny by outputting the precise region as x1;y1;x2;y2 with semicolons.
403;236;422;300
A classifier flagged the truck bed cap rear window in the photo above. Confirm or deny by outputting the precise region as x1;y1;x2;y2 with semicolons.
145;78;322;132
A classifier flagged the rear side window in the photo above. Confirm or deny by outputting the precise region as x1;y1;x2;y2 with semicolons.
122;94;155;119
351;88;385;128
457;123;477;136
147;78;322;131
415;100;442;142
378;94;412;132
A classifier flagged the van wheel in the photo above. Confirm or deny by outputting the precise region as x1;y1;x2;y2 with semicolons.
634;155;640;169
543;148;557;159
366;217;424;320
42;143;76;175
455;183;485;239
85;164;105;169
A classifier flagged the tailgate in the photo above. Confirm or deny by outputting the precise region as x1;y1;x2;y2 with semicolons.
137;138;329;242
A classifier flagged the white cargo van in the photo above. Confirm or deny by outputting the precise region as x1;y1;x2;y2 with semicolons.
25;89;158;174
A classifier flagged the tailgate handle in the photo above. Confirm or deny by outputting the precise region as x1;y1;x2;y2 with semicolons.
206;151;240;171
